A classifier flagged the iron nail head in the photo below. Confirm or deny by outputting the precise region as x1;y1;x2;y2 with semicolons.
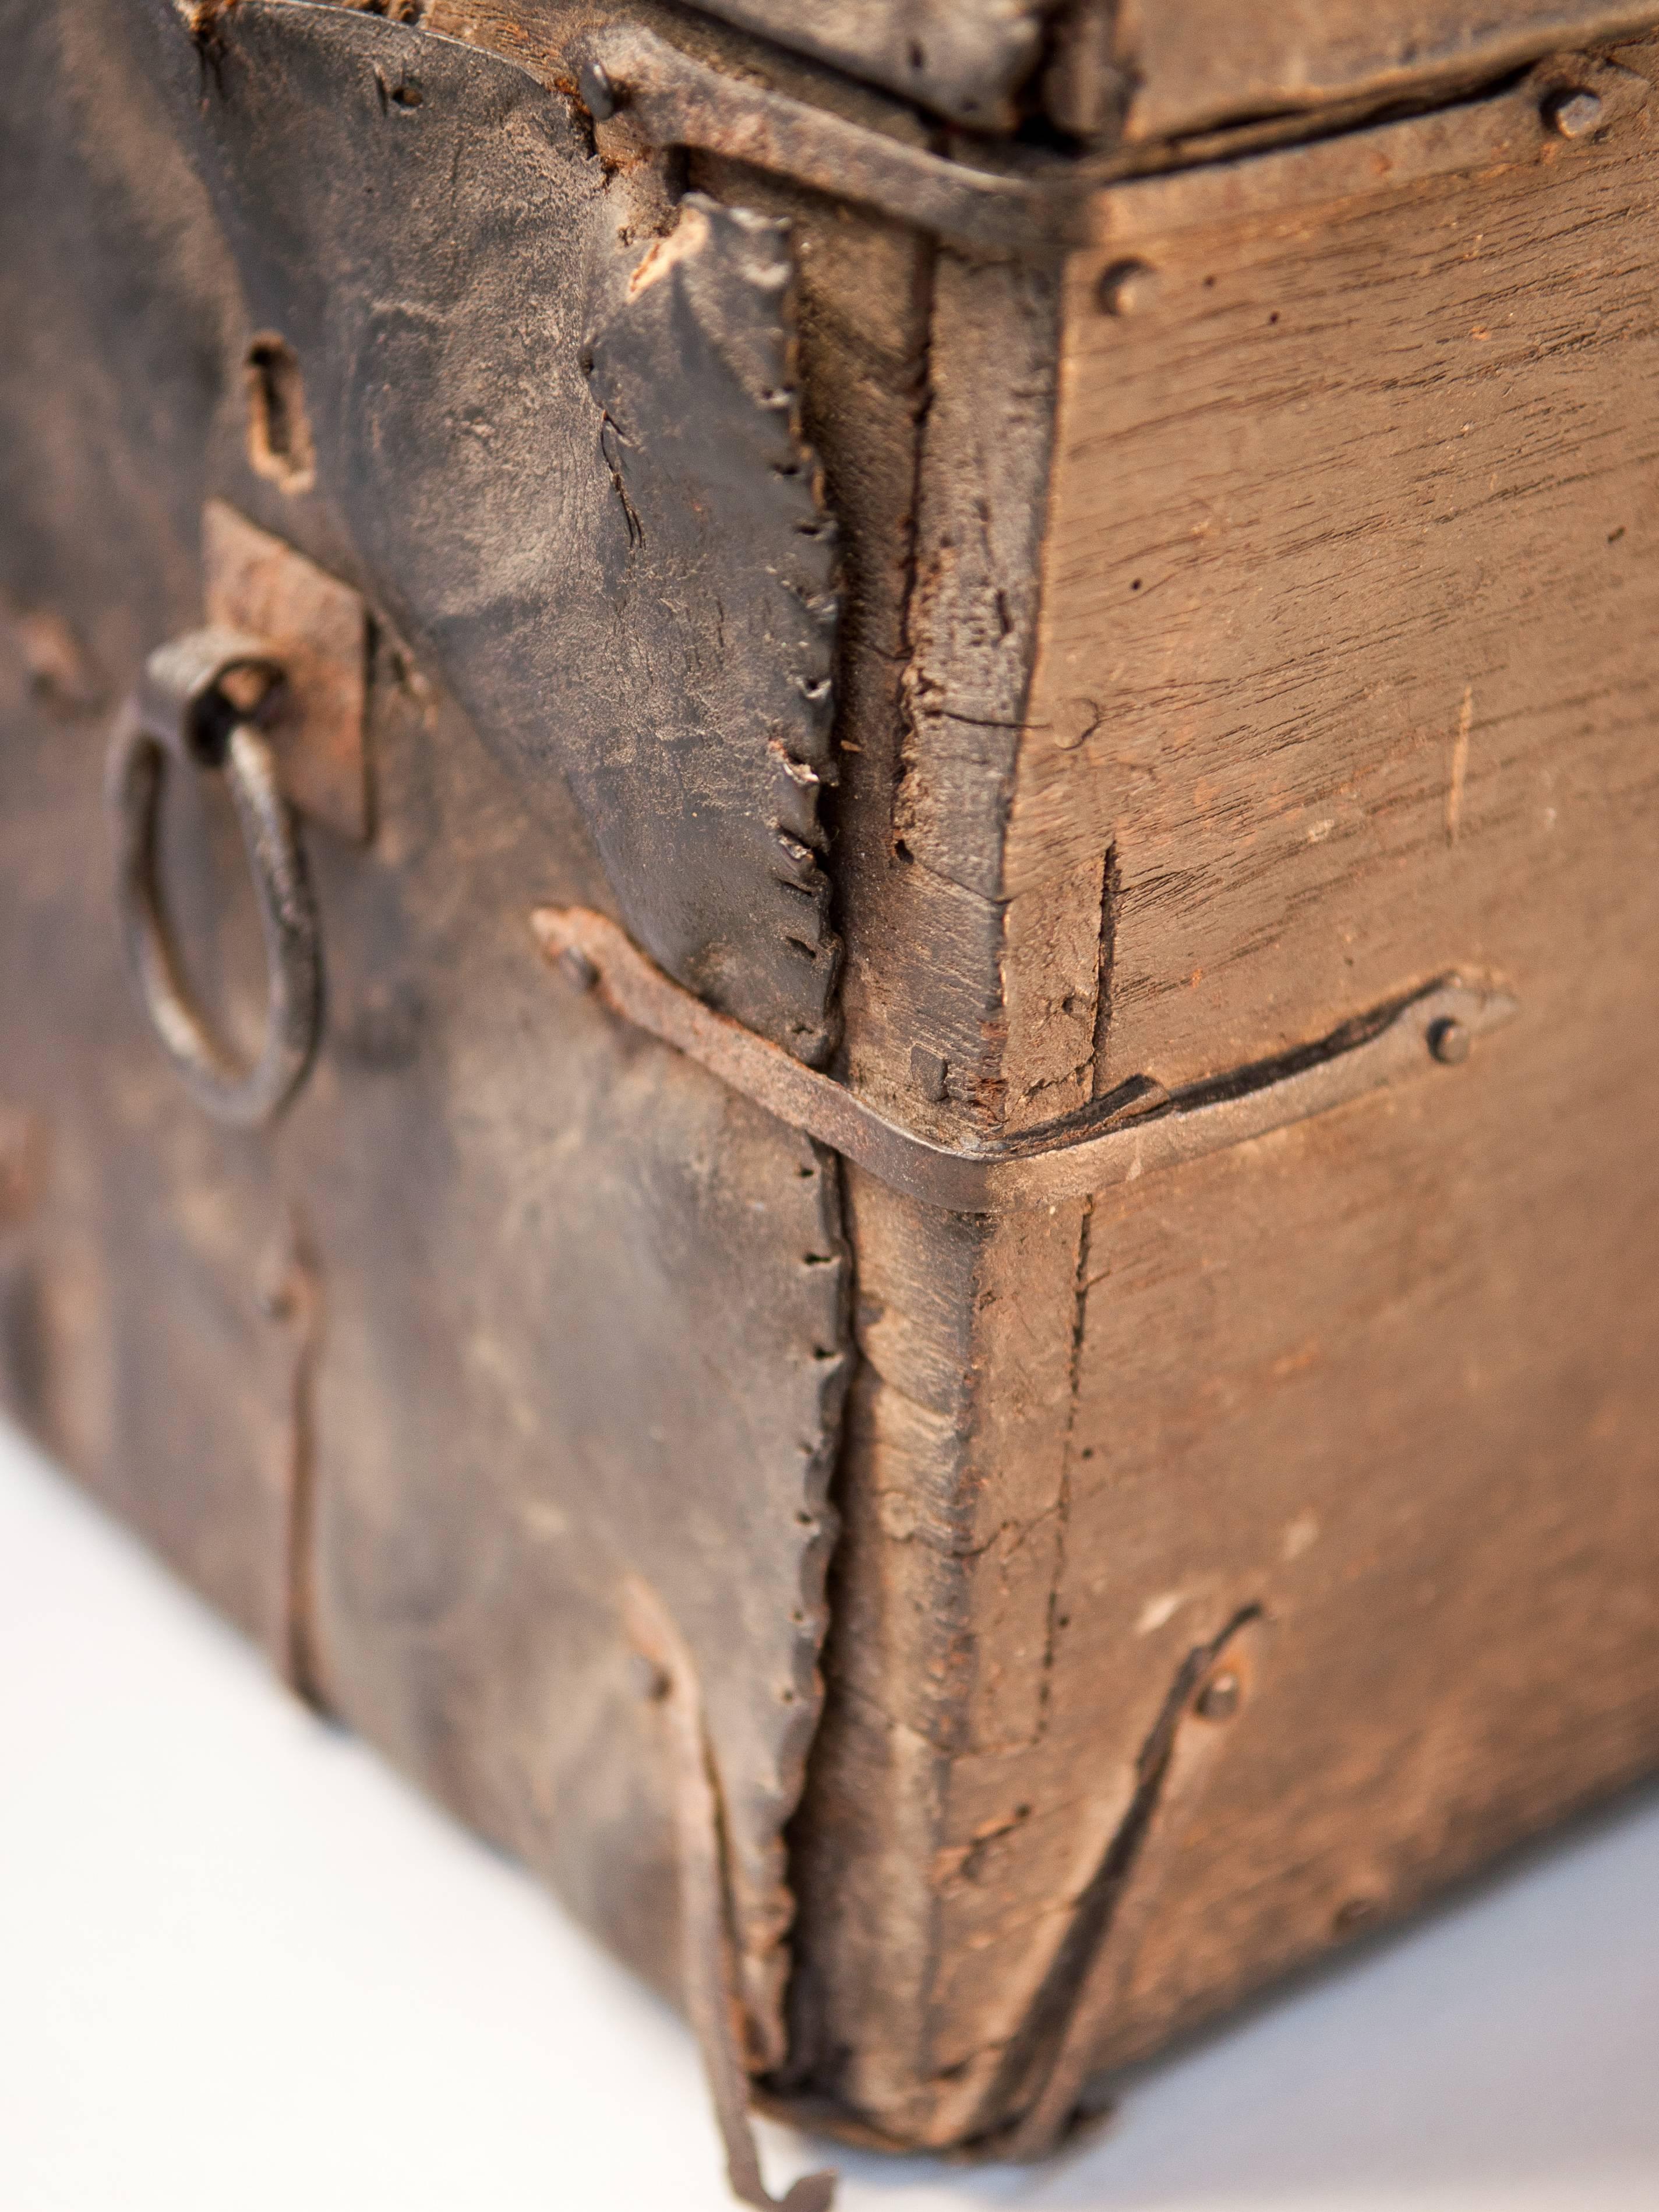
629;1652;671;1703
1097;259;1159;317
1195;1669;1242;1722
1544;87;1604;139
1428;1016;1471;1066
580;59;618;121
559;946;599;994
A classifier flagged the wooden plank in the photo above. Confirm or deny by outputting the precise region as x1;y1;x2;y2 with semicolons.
681;0;1044;130
857;246;1061;1138
1061;892;1659;2076
783;232;1085;2142
676;0;1659;147
1007;47;1659;1096
975;36;1659;2128
802;41;1659;2149
1123;2;1659;142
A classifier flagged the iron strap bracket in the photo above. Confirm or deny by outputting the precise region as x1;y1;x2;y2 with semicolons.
532;906;1518;1216
570;22;1084;255
568;26;1647;257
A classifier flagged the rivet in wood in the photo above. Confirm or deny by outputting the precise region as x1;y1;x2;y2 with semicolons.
1427;1016;1471;1066
1050;696;1100;752
1097;259;1159;317
559;946;599;993
1195;1668;1242;1721
1544;87;1604;139
579;58;618;122
629;1651;670;1702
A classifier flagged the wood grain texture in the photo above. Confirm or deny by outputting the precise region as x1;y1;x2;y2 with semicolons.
1121;1;1659;142
860;247;1061;1139
13;0;1659;2167
785;1180;1090;2146
1060;919;1659;2079
782;233;1088;2146
987;39;1659;2125
679;0;1046;130
662;0;1659;148
1009;47;1659;1096
793;41;1659;2150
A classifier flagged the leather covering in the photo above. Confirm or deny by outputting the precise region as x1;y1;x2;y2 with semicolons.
181;2;842;1061
0;0;852;2060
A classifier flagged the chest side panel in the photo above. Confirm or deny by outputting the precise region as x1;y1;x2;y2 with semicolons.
793;58;1659;2147
1011;54;1659;1095
0;0;867;2062
980;50;1659;2120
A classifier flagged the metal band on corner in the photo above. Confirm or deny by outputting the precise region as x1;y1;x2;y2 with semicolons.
532;906;1518;1216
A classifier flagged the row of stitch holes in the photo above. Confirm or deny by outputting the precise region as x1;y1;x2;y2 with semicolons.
757;1293;827;1702
794;1191;832;1689
800;1176;836;1694
793;1375;824;1706
805;1223;837;1371
806;1239;840;1377
803;1174;836;1697
269;69;830;1720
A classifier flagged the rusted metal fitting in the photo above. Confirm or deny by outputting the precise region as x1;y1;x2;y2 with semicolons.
577;57;617;122
106;627;322;1128
1097;258;1159;316
1195;1669;1243;1722
533;906;1519;1216
557;945;599;994
1544;86;1604;138
1427;1016;1472;1065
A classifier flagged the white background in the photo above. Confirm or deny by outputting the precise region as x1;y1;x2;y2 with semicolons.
2;1419;1656;2212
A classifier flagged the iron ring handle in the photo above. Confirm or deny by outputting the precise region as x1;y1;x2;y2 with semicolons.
105;626;322;1128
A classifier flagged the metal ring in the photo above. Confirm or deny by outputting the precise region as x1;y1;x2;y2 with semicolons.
106;631;321;1128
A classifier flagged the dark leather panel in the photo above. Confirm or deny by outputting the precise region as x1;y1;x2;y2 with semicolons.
0;0;853;2062
165;1;842;1059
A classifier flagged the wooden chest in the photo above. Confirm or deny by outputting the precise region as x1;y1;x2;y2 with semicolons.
4;1;1657;2197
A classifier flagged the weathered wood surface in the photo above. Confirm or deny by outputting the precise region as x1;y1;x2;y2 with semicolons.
1121;1;1659;141
791;40;1659;2149
1061;948;1659;2075
678;0;1659;144
842;247;1061;1141
8;0;1659;2172
681;0;1046;130
1009;43;1659;1095
1000;40;1659;2104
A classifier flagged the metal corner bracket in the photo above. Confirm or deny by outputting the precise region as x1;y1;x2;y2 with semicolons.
532;906;1518;1216
569;26;1646;257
